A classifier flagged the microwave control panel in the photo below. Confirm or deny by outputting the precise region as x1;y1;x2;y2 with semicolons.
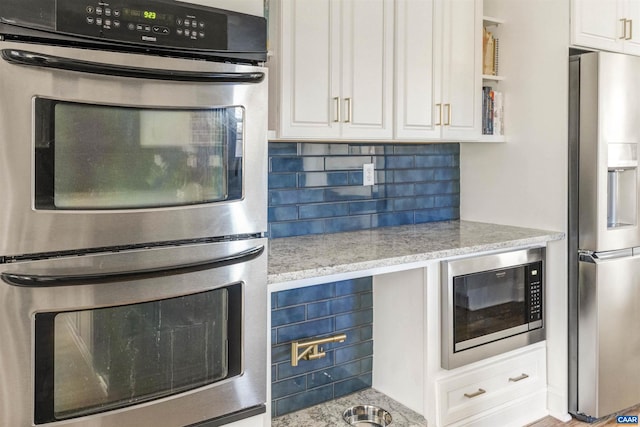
56;0;228;50
527;261;543;323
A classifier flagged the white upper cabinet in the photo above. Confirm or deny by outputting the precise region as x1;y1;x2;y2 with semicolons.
572;0;640;55
272;0;394;140
269;0;481;142
395;0;482;141
440;0;482;140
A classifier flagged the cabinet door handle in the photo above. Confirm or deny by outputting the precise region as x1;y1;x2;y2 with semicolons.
435;103;442;126
629;19;634;40
508;373;529;382
333;97;341;122
463;388;486;399
621;18;628;39
345;97;352;123
445;103;452;126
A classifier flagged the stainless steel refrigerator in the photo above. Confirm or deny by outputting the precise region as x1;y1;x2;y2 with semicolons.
569;51;640;421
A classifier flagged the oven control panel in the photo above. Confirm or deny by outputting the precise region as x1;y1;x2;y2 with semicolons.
527;261;543;323
56;0;228;50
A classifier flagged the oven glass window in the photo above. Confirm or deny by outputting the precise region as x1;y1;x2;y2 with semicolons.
453;267;526;346
34;285;242;423
34;99;244;210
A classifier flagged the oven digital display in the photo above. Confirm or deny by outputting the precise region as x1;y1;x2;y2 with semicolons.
123;8;174;25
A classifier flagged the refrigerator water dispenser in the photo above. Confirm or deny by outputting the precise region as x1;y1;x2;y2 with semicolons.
607;143;637;228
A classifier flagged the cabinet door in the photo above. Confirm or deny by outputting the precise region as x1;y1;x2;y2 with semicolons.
394;0;441;140
340;0;394;139
571;0;625;52
278;0;341;139
623;0;640;54
439;0;482;141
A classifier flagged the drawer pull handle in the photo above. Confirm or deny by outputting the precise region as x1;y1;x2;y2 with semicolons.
509;373;529;382
463;388;486;399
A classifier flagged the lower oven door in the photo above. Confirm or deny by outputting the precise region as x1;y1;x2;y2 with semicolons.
0;238;266;427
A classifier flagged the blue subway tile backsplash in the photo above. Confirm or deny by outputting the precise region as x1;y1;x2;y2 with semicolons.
271;278;373;418
268;142;460;238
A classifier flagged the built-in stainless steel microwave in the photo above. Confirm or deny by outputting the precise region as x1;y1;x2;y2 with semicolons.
441;247;545;369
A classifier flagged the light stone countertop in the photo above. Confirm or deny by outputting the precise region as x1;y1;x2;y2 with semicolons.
271;388;427;427
268;220;565;285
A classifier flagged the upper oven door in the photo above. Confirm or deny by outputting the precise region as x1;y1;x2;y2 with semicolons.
0;41;267;257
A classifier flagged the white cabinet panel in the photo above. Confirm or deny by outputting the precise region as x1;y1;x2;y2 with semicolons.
571;0;640;55
394;0;440;139
441;0;482;140
395;0;481;141
279;0;340;138
273;0;393;140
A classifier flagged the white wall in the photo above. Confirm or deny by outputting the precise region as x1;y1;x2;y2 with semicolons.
460;0;570;420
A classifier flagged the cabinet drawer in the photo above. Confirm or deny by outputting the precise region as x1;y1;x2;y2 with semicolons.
436;344;546;426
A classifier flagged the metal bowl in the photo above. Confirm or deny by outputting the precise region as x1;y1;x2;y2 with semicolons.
343;405;392;426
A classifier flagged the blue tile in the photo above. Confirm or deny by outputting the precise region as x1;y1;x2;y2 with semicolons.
325;156;372;170
394;169;436;183
335;277;372;296
269;220;324;238
306;294;370;319
415;155;455;168
272;375;306;399
324;186;373;201
268;206;298;222
393;197;417;211
434;168;460;181
348;145;384;155
415;207;459;223
272;305;306;327
274;384;334;417
384;155;415;169
334;374;372;398
270;157;303;173
300;143;349;156
335;325;373;346
349;199;393;215
385;183;416;197
272;342;293;364
271;293;277;309
435;194;460;208
277;350;335;379
306;360;364;389
335;309;373;331
269;188;325;206
306;300;331;319
414;181;459;196
371;212;415;227
392;145;431;155
335;341;374;365
299;172;349;188
268;173;297;189
276;284;335;307
360;357;373;373
298;203;350;220
268;142;298;156
324;216;371;233
348;171;364;186
277;319;335;345
414;196;435;209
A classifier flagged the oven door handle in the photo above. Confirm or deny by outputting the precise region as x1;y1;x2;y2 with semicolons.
1;245;265;287
0;49;265;83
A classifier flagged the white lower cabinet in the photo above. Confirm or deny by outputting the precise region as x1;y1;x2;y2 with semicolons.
435;342;547;426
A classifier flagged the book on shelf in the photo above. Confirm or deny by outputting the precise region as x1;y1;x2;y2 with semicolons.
483;28;499;76
482;86;504;136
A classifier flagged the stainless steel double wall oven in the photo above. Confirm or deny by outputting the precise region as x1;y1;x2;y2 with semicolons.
0;1;268;426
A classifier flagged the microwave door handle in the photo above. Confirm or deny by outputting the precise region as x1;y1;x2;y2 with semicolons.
0;49;265;83
1;245;264;287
